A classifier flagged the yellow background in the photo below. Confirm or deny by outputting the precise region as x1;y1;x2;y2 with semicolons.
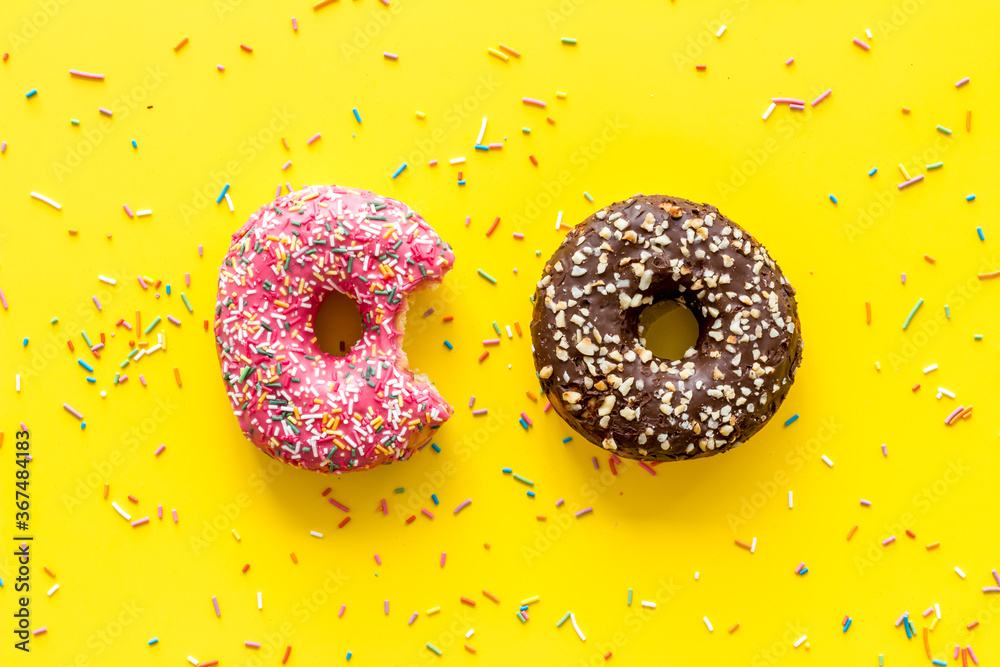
2;0;999;665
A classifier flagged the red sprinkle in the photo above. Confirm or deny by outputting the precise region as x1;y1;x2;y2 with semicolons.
529;154;538;166
405;515;416;524
486;217;500;237
242;563;250;573
282;646;292;664
240;43;253;52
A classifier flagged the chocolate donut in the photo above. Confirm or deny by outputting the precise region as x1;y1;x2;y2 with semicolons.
530;195;802;461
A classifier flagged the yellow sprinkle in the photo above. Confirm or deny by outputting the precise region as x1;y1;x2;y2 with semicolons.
556;91;567;98
487;48;509;62
427;606;441;615
415;110;426;119
898;163;911;180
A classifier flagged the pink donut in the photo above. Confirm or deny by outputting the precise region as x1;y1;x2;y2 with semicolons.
214;185;455;473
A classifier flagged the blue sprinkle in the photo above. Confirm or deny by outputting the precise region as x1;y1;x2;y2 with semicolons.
932;661;946;666
86;376;96;383
78;359;95;372
474;144;489;151
966;194;976;201
346;651;353;660
166;285;171;295
443;340;453;350
519;418;528;429
829;194;838;204
81;422;86;429
457;180;466;185
0;575;4;586
391;163;407;179
977;227;985;240
562;437;572;443
352;108;361;123
842;618;851;632
26;89;38;98
131;139;137;148
23;338;28;346
583;191;594;202
784;414;799;426
798;567;808;574
216;183;230;203
430;493;439;505
502;467;512;473
868;168;877;176
526;490;535;497
148;637;159;645
430;443;441;453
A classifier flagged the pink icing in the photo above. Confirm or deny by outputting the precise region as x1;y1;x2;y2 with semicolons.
214;185;455;473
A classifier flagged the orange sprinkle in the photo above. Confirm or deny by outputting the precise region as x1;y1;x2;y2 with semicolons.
240;43;253;53
536;515;547;521
728;623;740;633
442;315;454;322
865;301;871;324
923;626;932;659
482;589;500;603
734;539;751;550
173;367;182;387
290;552;298;563
43;566;56;578
313;0;337;9
465;644;477;653
486;217;500;237
103;483;109;499
847;524;858;541
926;542;940;550
546;115;556;124
924;254;936;264
978;270;1000;280
526;391;537;401
173;36;189;52
902;106;911;114
68;228;78;235
498;43;521;58
514;321;522;335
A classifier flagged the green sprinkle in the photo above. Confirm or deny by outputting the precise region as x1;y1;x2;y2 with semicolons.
974;334;983;340
902;298;924;330
927;161;944;169
936;124;952;135
517;611;527;623
71;118;80;125
522;127;531;133
627;588;633;605
81;331;93;347
181;293;193;312
49;317;58;324
477;269;497;284
492;321;501;335
426;643;442;656
513;473;534;486
120;360;129;369
394;487;405;493
143;316;162;334
583;191;594;202
945;304;951;319
556;612;571;627
561;37;578;44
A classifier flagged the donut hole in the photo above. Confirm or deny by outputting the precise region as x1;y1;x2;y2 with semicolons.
314;291;364;357
637;299;700;361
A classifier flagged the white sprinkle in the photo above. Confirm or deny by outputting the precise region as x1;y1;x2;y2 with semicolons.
641;601;656;609
257;592;263;609
694;572;700;580
30;191;62;209
15;375;20;392
505;325;513;338
225;192;234;212
555;210;564;229
955;567;966;579
865;28;873;39
762;102;776;120
934;603;941;619
570;613;586;641
47;584;59;596
449;157;466;165
923;364;938;374
794;635;807;648
821;455;834;467
98;275;117;285
136;209;152;216
716;25;727;37
750;537;757;553
476;117;488;145
310;530;323;538
188;658;199;666
703;616;714;631
938;387;955;398
112;501;131;521
788;491;793;508
465;629;474;638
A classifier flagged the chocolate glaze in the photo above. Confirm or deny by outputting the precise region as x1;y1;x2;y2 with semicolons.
530;195;803;461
